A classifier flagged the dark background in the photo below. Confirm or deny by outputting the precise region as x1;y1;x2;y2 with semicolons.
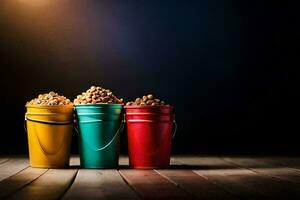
0;0;298;155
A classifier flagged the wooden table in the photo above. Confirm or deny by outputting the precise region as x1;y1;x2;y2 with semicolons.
0;155;299;200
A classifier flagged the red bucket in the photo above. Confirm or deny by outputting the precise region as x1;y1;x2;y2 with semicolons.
124;105;176;169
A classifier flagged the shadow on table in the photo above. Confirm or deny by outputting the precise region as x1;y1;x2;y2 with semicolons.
117;164;236;170
167;164;235;170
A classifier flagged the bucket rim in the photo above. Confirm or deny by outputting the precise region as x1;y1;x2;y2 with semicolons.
124;105;173;109
75;103;123;108
25;104;74;108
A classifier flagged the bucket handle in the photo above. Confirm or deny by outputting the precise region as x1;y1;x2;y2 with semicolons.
25;117;73;125
75;120;124;152
124;114;177;139
24;115;72;156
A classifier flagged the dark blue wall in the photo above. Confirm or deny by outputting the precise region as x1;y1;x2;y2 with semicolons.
0;0;296;155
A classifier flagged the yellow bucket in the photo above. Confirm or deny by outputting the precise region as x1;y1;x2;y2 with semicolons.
25;105;74;168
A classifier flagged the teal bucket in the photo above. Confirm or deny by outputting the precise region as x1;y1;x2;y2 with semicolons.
75;104;123;168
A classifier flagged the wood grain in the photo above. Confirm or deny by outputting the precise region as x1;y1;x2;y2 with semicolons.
119;155;129;167
119;155;179;169
119;170;196;200
254;157;300;170
176;156;300;199
1;156;300;200
222;157;300;183
0;158;29;182
70;155;80;167
174;156;263;199
0;157;9;165
7;169;78;200
0;167;47;199
172;155;235;170
62;169;138;200
156;169;239;200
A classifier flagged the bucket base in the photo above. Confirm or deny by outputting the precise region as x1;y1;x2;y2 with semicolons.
130;165;170;169
30;164;69;169
81;165;118;169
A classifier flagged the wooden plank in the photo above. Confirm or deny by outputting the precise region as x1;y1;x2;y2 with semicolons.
156;169;239;200
119;156;178;169
7;169;78;200
119;170;196;200
119;155;129;168
0;157;9;165
170;157;183;166
0;167;48;199
172;155;236;170
0;158;29;182
176;156;300;199
222;156;300;168
70;155;80;167
175;156;264;199
256;157;300;170
62;169;139;200
195;168;280;200
222;157;300;184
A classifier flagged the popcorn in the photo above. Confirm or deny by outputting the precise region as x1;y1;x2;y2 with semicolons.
26;91;71;106
74;86;124;104
126;94;167;106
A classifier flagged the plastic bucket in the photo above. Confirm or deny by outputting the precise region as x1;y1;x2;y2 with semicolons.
124;105;176;169
75;104;123;168
25;105;74;168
